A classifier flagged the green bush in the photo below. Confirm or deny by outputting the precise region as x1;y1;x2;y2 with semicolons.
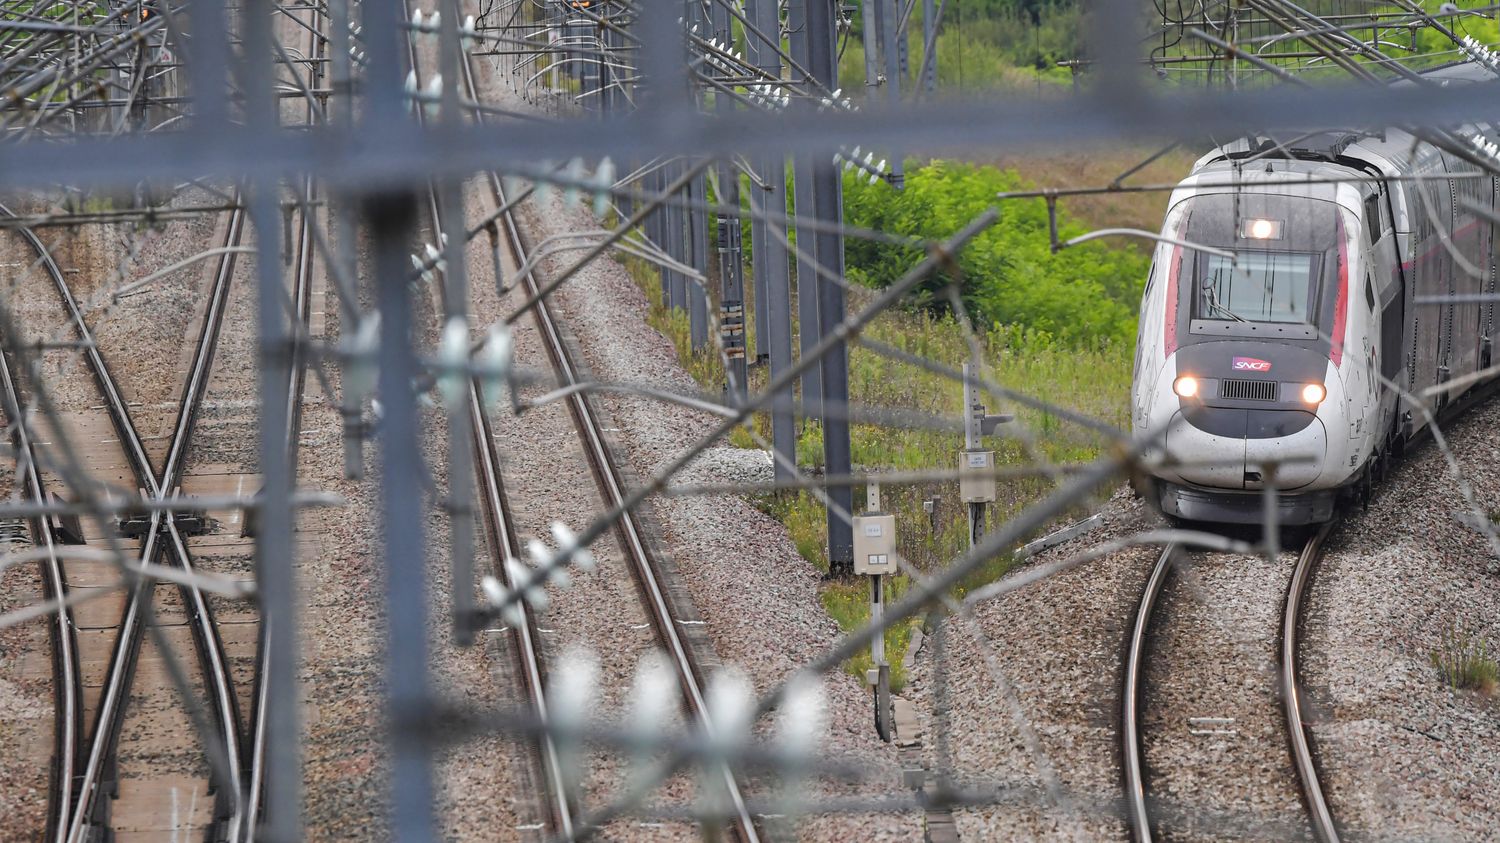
843;0;1082;94
843;160;1150;346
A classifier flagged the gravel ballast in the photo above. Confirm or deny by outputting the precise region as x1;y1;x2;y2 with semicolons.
466;48;921;839
1300;397;1500;842
926;492;1152;841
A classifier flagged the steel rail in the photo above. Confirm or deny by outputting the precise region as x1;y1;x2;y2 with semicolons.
240;177;314;842
1120;543;1175;843
243;0;328;832
402;11;577;835
1123;525;1341;843
36;202;249;843
0;277;79;843
0;200;247;840
419;189;580;839
468;371;580;837
457;45;762;843
1280;520;1339;843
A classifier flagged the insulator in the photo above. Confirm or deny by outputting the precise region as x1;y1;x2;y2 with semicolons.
478;324;514;408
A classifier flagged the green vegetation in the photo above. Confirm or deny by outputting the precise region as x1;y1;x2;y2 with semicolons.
621;157;1138;690
838;0;1500;98
841;1;1082;96
1432;623;1499;696
843;160;1150;345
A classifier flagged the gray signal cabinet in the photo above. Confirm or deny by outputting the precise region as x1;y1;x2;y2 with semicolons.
853;513;897;575
960;449;997;503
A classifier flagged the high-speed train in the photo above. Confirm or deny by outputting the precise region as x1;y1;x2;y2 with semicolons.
1132;62;1500;525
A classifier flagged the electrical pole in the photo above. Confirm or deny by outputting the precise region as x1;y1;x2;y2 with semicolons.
805;0;854;576
712;1;748;398
684;0;710;350
747;0;796;479
636;0;691;316
921;0;938;94
665;162;688;311
862;2;881;94
687;170;710;349
877;0;905;189
786;0;822;421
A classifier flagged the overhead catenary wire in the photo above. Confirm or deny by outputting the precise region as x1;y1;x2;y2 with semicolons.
4;0;1500;839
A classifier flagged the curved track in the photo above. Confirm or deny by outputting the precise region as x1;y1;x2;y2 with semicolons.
1281;523;1340;843
1121;544;1175;842
450;38;761;842
1121;522;1338;842
0;258;80;843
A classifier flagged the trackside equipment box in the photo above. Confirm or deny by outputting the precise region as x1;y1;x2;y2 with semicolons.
853;514;897;575
960;449;996;503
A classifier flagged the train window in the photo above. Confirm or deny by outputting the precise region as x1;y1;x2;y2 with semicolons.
1199;251;1318;324
1364;193;1381;248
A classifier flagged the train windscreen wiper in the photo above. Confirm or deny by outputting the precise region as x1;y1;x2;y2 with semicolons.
1202;279;1249;322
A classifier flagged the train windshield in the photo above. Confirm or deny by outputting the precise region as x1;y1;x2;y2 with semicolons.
1174;191;1345;330
1198;251;1318;324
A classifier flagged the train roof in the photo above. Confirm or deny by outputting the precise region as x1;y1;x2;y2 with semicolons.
1394;58;1497;86
1180;158;1358;201
1192;58;1497;173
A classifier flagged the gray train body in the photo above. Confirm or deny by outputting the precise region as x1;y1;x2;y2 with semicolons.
1132;63;1499;524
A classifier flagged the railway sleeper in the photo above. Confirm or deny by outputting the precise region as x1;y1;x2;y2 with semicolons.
0;516;28;546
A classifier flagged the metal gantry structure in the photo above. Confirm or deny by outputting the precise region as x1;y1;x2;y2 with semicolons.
0;0;1499;840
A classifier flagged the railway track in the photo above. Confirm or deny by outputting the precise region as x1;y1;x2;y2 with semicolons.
64;206;246;842
398;11;576;837
0;248;80;843
395;24;762;839
0;202;248;839
1280;523;1338;843
1121;521;1339;842
241;4;326;836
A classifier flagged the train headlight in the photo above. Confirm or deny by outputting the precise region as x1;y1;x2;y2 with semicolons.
1300;383;1327;404
1173;376;1200;399
1240;218;1284;240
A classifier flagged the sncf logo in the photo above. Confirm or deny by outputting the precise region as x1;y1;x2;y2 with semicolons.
1232;356;1272;373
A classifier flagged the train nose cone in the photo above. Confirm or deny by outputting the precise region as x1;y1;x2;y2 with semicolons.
1245;413;1326;489
1165;410;1246;488
1166;409;1327;490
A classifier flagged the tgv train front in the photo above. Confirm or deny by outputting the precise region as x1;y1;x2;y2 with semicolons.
1133;175;1372;525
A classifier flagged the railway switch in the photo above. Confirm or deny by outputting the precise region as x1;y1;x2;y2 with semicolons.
47;492;85;544
117;506;214;538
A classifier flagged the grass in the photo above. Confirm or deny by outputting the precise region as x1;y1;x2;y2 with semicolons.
614;152;1137;687
621;239;1131;688
1432;623;1499;696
